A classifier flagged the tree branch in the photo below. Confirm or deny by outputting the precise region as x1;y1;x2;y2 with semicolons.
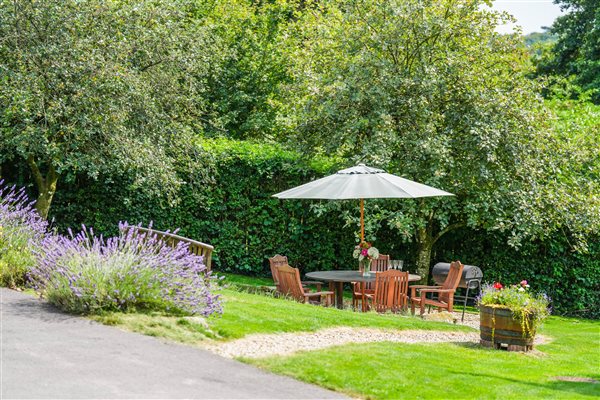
139;58;164;72
432;222;466;246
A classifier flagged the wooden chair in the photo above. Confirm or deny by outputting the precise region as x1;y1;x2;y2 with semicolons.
365;270;409;313
410;261;464;316
269;255;321;292
276;264;333;306
352;254;390;310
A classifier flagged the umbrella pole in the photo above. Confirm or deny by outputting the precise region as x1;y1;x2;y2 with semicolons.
360;198;364;242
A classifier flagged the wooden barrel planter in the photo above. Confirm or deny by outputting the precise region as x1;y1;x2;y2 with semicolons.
480;305;535;352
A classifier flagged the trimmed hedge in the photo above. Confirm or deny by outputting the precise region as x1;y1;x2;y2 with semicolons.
436;229;599;319
7;138;597;318
48;139;359;276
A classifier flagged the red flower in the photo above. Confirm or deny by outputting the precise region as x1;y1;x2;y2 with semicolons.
493;282;503;290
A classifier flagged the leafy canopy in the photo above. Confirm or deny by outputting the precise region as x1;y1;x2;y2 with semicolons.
281;0;554;248
535;0;600;103
0;0;225;206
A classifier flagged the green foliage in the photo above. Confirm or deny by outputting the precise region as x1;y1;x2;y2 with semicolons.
18;136;595;317
535;0;600;103
0;241;36;288
280;0;562;280
437;229;600;319
536;99;600;245
1;0;596;319
0;0;225;216
47;139;356;276
199;0;297;139
524;31;557;49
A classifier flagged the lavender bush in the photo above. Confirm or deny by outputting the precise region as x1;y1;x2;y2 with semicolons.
0;181;48;287
29;223;221;316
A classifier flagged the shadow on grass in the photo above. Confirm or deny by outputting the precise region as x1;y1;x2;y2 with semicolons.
460;371;600;398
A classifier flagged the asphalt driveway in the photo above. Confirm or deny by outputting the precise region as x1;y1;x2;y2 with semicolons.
0;288;345;399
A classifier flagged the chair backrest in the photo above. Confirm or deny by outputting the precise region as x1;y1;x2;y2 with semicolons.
371;254;390;272
269;255;288;289
439;261;464;304
276;264;305;302
364;254;390;290
372;270;409;313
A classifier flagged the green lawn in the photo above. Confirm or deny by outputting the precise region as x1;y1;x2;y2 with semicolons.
92;273;600;399
218;272;274;287
248;317;600;399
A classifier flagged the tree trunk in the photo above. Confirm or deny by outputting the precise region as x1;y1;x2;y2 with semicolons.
415;227;434;283
26;156;58;220
415;222;466;284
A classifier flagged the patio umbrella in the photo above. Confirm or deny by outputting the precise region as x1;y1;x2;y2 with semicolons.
273;164;453;242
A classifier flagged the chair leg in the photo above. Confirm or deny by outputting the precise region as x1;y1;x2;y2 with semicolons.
411;301;415;315
462;286;470;322
420;303;425;317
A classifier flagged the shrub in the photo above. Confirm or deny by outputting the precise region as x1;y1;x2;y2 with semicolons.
28;223;221;316
0;181;47;287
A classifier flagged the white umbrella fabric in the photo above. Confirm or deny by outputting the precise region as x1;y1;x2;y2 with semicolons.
273;164;453;241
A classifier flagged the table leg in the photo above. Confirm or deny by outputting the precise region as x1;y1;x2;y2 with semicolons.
361;282;367;312
335;282;344;309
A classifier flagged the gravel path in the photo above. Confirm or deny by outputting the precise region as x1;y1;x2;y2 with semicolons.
205;312;549;359
204;327;480;359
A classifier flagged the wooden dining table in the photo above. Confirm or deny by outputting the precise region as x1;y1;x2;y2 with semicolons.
305;270;421;309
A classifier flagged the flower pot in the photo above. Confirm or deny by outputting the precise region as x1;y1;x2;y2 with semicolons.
480;305;535;352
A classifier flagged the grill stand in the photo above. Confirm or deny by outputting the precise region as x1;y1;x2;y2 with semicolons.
455;278;482;321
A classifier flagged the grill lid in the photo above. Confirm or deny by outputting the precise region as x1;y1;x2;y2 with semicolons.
431;262;483;288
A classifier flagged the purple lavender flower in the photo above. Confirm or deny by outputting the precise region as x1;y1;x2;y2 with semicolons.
29;222;221;316
0;181;48;286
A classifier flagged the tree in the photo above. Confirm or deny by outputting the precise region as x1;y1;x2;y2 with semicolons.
199;0;299;140
280;0;557;281
0;0;221;218
536;0;600;103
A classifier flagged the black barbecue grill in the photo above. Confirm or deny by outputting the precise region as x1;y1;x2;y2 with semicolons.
431;262;483;321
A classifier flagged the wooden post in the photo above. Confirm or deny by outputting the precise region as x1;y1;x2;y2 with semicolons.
360;198;365;242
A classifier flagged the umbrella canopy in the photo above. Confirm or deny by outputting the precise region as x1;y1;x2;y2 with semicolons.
273;164;453;241
273;164;453;200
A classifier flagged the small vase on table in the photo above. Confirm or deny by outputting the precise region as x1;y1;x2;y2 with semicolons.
361;260;372;277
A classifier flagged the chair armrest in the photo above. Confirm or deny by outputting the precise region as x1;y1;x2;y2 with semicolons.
410;285;442;297
419;288;456;294
410;285;442;289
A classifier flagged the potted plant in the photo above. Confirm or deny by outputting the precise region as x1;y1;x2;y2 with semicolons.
352;242;379;276
479;280;550;351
